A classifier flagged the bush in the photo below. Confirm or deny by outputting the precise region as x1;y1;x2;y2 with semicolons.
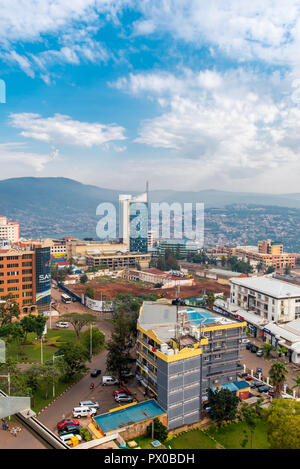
146;418;168;442
80;427;92;441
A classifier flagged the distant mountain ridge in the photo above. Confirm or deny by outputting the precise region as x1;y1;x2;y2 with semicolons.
0;177;300;239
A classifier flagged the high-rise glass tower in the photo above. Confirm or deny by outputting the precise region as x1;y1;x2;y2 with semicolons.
119;189;148;253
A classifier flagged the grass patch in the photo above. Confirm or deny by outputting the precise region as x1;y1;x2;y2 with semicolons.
6;329;77;363
207;420;270;449
168;429;217;449
127;435;167;449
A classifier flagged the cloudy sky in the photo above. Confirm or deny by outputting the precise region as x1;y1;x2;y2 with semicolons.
1;0;300;193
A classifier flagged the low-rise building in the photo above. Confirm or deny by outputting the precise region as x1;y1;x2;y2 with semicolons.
136;301;246;429
122;268;194;288
86;251;150;270
230;276;300;323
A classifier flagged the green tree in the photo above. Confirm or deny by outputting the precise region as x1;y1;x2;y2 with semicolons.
206;292;215;310
56;341;88;382
0;294;20;327
80;274;88;284
262;343;274;358
208;388;240;425
266;266;275;274
269;362;288;398
241;403;260;449
106;312;134;383
80;327;105;356
147;418;168;442
262;399;300;449
85;286;95;299
60;312;96;339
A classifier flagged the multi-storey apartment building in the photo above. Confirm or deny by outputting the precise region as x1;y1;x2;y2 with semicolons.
230;276;300;323
216;240;295;272
0;243;51;315
0;216;19;243
136;301;246;429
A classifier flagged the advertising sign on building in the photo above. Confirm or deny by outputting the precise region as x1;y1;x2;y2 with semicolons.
35;247;51;306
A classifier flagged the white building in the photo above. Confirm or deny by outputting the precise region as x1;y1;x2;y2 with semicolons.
0;216;19;243
119;192;148;250
230;276;300;323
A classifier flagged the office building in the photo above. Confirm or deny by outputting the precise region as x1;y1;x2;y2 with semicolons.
230;276;300;323
0;242;50;315
119;192;148;253
136;301;246;429
0;216;19;243
159;239;201;258
86;251;150;270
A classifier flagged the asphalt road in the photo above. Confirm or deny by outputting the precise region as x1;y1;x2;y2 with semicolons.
1;293;116;449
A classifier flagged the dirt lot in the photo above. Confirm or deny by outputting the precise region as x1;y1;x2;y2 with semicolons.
69;276;230;300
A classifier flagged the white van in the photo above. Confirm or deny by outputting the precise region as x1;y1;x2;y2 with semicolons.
102;376;119;386
72;406;97;418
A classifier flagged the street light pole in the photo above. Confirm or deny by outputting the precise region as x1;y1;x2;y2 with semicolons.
90;324;92;359
52;354;64;398
41;336;43;364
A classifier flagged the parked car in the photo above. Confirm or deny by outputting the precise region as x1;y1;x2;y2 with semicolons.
114;393;133;403
72;406;97;418
268;389;274;397
121;370;134;378
113;388;132;396
57;419;80;431
79;400;99;409
59;433;82;443
55;321;69;328
241;338;250;344
102;376;119;386
58;425;82;436
246;343;251;350
256;349;264;357
251;381;263;388
90;369;101;377
250;344;259;353
258;385;270;393
245;375;253;381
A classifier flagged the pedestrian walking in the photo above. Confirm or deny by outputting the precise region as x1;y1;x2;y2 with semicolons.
13;427;17;437
2;419;6;430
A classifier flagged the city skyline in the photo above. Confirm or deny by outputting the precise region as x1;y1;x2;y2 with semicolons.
1;1;300;193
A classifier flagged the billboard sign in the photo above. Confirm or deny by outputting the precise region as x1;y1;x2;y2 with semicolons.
35;247;51;305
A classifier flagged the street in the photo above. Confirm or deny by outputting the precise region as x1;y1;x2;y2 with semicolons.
0;291;145;449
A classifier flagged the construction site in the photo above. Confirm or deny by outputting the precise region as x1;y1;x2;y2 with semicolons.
68;275;230;301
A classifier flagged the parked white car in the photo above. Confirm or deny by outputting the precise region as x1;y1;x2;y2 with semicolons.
55;321;69;328
102;376;119;386
72;406;97;418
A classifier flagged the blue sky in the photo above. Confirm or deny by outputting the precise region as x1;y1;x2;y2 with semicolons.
1;1;300;193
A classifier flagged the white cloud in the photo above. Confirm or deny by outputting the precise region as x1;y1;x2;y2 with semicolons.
112;67;300;180
0;142;54;171
133;0;300;67
9;113;126;147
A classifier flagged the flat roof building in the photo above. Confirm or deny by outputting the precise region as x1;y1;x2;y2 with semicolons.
136;301;246;429
230;276;300;323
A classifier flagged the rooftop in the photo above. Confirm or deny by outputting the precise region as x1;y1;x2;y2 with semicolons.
230;276;300;298
138;301;238;344
93;400;165;434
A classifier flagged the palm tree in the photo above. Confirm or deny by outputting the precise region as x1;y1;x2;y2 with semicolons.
269;362;288;398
